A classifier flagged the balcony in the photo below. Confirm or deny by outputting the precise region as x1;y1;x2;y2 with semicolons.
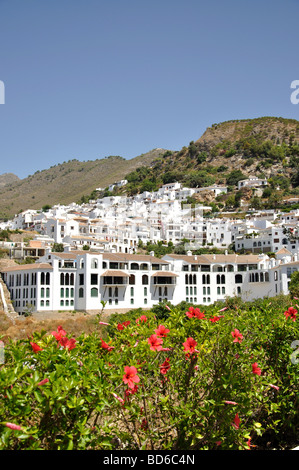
101;270;129;286
151;271;178;285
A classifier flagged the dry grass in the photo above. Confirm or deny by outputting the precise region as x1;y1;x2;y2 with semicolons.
0;310;100;343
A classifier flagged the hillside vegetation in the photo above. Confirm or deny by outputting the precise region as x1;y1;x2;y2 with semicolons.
1;116;299;219
122;117;299;198
0;149;167;220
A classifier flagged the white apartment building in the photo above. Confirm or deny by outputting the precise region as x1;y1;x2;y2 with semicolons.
2;249;299;315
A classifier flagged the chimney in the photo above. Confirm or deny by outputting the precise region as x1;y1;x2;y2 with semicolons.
187;250;192;256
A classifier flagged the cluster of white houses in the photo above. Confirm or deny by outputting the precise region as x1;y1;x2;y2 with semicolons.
1;247;299;315
1;178;299;314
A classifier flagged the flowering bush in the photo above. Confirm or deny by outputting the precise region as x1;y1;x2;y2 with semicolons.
0;296;298;450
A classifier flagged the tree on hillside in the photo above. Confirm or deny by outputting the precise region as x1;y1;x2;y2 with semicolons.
226;170;246;187
288;271;299;298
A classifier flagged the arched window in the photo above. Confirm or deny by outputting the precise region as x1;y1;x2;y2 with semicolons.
185;274;189;284
217;274;220;284
129;274;135;285
131;263;139;270
235;274;243;284
142;275;149;285
260;272;264;282
193;274;196;284
60;273;64;285
189;274;192;285
65;273;69;286
255;273;259;282
79;287;84;298
41;272;45;285
45;272;50;285
70;273;74;285
221;274;225;284
91;287;98;297
91;258;98;269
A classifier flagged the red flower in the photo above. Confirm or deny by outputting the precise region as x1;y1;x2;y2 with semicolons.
218;306;228;312
141;418;148;430
5;422;22;431
112;392;125;405
123;366;140;389
117;320;131;330
154;325;170;337
183;337;198;354
30;342;42;353
148;334;163;351
269;383;279;391
136;315;147;324
51;326;67;341
159;358;171;375
209;315;224;322
59;337;76;351
37;378;49;387
125;384;139;397
231;329;243;343
100;339;114;351
252;362;261;376
232;413;240;430
284;307;297;322
185;307;205;319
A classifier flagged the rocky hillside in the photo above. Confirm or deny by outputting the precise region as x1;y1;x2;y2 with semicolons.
0;149;168;220
121;116;299;198
1;116;299;219
0;173;20;189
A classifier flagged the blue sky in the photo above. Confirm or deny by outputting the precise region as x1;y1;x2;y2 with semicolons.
0;0;299;179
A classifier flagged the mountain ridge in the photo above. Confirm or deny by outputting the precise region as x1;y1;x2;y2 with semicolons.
1;116;299;220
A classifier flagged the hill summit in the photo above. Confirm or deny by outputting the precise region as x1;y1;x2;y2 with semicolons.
0;116;299;219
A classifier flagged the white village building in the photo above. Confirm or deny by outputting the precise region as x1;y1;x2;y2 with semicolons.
1;248;299;315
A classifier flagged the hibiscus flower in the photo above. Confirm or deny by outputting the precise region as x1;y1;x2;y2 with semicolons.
123;366;140;389
148;334;163;351
37;378;50;387
252;362;262;376
159;358;171;375
185;307;205;319
51;326;67;341
231;329;243;343
5;422;22;431
59;337;76;351
209;315;224;322
30;342;43;353
232;413;240;430
100;339;114;351
183;337;198;354
284;306;297;322
154;325;170;337
136;315;147;324
117;320;131;330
